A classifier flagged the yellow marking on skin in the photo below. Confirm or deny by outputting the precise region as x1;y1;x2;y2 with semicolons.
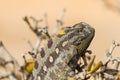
57;28;65;35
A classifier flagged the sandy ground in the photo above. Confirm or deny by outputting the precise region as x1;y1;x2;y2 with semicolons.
0;0;120;70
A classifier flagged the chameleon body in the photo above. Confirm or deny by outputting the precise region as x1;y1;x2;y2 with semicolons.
32;22;95;80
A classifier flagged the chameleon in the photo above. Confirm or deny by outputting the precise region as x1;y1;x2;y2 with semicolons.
32;22;95;80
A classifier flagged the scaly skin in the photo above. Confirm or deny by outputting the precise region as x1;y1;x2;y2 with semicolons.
32;22;95;80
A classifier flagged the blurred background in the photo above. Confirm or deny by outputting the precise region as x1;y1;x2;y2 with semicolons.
0;0;120;65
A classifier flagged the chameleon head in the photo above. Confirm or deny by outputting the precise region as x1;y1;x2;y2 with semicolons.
66;22;95;70
56;22;95;71
72;22;95;53
61;22;95;47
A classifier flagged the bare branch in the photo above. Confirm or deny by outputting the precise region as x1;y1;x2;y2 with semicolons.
27;40;34;49
52;8;66;35
108;40;119;55
32;36;42;57
0;41;20;70
24;15;51;58
104;40;120;65
23;16;35;33
0;68;17;80
43;12;48;29
29;16;43;28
